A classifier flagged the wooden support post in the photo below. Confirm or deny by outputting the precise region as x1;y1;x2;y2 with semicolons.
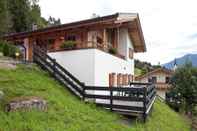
103;28;108;50
117;27;119;48
143;87;147;122
110;87;113;111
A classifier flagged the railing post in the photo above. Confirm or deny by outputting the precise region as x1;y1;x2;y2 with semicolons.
82;83;85;101
143;87;147;122
110;87;113;111
52;59;56;76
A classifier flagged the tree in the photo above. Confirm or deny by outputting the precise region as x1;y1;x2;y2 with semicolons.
0;0;60;36
8;0;32;32
48;16;61;26
169;61;197;115
0;0;12;36
29;0;48;29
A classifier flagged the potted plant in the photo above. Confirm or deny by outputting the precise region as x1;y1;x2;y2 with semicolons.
108;47;117;55
60;41;77;49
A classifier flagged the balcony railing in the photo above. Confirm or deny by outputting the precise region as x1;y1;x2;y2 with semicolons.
48;41;126;59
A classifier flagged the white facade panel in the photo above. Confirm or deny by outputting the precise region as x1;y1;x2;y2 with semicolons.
48;49;95;86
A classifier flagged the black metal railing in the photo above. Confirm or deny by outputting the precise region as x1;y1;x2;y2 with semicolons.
33;44;156;122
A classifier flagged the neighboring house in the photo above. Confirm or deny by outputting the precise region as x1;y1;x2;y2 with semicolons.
4;13;146;87
135;68;173;90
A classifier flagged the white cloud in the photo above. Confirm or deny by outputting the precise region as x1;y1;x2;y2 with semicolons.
39;0;197;64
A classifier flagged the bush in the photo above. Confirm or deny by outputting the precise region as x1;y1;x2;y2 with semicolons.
108;47;117;54
0;40;20;58
60;41;76;49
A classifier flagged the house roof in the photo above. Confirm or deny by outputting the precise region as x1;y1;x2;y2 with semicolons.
135;68;174;80
3;13;146;52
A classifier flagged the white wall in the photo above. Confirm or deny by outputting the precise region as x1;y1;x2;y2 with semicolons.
48;49;134;86
94;49;134;86
48;49;95;86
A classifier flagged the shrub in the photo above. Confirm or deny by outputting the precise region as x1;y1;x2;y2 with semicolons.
60;41;76;49
0;40;20;58
108;47;117;55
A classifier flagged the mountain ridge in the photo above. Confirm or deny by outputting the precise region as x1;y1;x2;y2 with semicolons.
163;53;197;69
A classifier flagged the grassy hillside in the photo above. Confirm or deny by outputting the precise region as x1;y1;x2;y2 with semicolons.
0;64;190;131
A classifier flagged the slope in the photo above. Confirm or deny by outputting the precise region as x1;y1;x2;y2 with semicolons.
0;64;190;131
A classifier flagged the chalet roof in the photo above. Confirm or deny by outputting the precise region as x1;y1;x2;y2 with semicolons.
135;68;174;80
3;13;146;52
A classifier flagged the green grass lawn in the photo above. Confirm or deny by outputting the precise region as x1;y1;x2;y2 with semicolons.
0;65;191;131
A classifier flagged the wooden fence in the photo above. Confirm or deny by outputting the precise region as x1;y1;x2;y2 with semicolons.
33;45;156;122
192;117;197;130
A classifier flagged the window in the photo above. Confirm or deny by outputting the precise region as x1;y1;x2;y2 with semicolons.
65;35;76;41
129;48;133;59
166;77;170;83
148;78;152;83
152;77;157;83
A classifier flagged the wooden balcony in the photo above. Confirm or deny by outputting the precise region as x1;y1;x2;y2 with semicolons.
48;41;126;60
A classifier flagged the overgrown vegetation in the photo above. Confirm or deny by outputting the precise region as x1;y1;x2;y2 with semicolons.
167;62;197;116
0;40;20;58
0;64;190;130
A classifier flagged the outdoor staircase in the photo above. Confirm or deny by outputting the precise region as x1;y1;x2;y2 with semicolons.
33;45;156;122
33;45;84;99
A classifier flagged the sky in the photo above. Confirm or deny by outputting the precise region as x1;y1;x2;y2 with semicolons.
39;0;197;65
